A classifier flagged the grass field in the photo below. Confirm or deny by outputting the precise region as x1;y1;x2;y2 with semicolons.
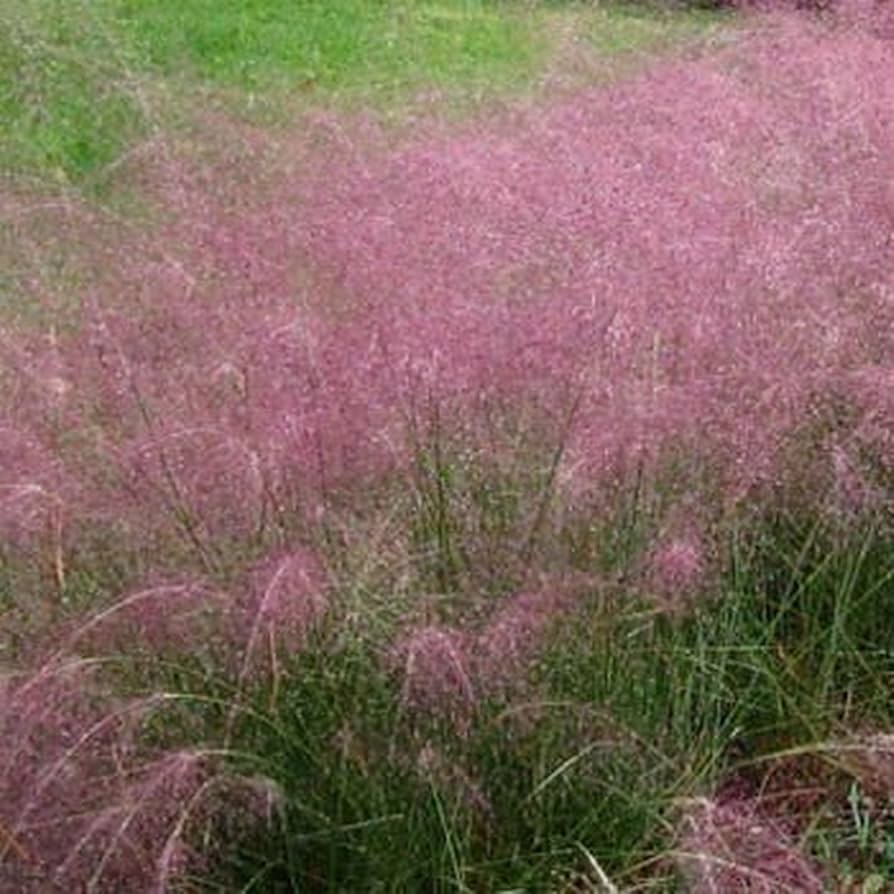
2;1;893;891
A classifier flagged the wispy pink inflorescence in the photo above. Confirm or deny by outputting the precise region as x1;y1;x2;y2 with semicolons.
392;625;476;731
53;749;208;894
294;11;894;506
18;7;894;562
0;420;72;553
0;7;891;886
6;9;890;568
69;580;232;659
647;534;708;609
4;315;125;538
678;794;825;893
475;589;571;693
234;547;329;682
0;663;208;893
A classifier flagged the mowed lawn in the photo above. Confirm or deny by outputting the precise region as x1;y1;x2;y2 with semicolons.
0;0;726;184
1;2;893;892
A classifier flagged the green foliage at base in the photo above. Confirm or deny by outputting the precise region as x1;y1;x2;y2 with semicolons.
171;509;894;891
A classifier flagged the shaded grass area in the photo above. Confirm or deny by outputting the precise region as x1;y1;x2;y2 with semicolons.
0;0;730;186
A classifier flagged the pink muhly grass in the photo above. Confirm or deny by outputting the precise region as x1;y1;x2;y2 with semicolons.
232;547;329;691
646;532;709;611
153;769;287;894
50;749;208;894
0;661;210;892
293;11;894;510
474;588;574;694
0;0;891;665
53;283;407;556
6;8;891;576
391;625;477;732
677;793;825;893
62;581;232;660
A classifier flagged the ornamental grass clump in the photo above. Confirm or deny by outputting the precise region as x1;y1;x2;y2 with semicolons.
0;558;332;891
294;7;893;513
0;4;892;889
0;661;209;893
678;792;825;892
5;7;891;573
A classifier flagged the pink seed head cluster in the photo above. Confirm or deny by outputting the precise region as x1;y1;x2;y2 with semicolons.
679;794;825;892
392;625;476;730
0;663;208;892
647;534;708;607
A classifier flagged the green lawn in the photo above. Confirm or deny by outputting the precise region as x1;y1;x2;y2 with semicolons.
0;0;729;187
